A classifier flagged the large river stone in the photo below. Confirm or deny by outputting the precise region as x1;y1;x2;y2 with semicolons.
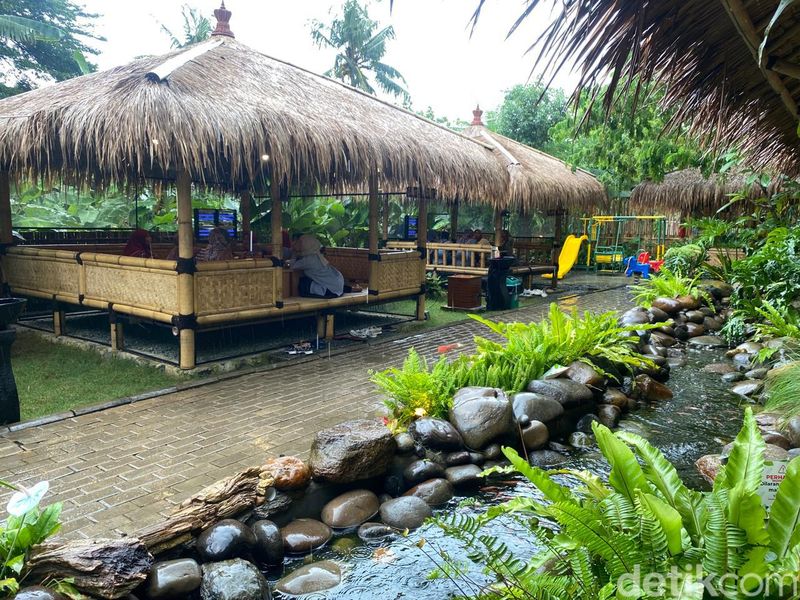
281;519;332;554
262;456;310;491
634;374;673;401
200;559;271;600
689;335;727;348
449;387;513;449
147;559;202;599
445;464;483;487
651;297;682;314
275;561;342;596
196;520;256;562
511;392;564;424
379;496;432;529
408;418;463;451
403;478;454;506
321;490;380;529
520;420;549;450
565;360;605;388
251;520;284;566
13;588;68;600
308;419;396;483
525;379;593;408
403;459;445;484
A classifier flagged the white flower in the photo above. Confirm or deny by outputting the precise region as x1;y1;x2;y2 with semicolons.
6;481;49;517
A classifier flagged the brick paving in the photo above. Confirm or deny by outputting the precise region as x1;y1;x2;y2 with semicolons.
0;280;630;541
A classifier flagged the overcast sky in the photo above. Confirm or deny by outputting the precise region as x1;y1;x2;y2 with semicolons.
78;0;577;120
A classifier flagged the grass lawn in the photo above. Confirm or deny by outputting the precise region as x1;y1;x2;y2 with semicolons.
11;329;181;421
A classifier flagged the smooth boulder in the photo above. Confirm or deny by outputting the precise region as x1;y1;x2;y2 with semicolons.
196;520;256;562
449;387;513;449
525;379;593;408
147;559;202;599
275;561;342;596
379;496;432;529
251;520;283;566
634;374;673;401
565;360;605;388
651;297;682;315
281;519;332;554
403;478;454;506
689;336;727;348
403;459;445;485
408;418;463;451
321;490;380;529
445;464;483;487
308;419;396;483
520;420;549;450
200;559;271;600
511;393;564;424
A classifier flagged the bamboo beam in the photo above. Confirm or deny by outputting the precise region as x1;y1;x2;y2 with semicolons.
270;176;282;260
381;194;389;242
239;190;252;251
0;172;11;245
493;208;503;246
768;57;800;81
415;192;428;321
176;170;196;370
719;0;800;122
368;170;380;293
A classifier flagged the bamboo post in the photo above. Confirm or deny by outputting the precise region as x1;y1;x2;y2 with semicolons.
368;170;380;294
0;172;12;246
416;192;428;321
176;170;196;370
110;310;124;352
381;194;389;243
53;303;66;337
239;191;251;252
271;175;284;304
449;200;458;241
552;208;564;266
316;313;334;341
493;208;503;246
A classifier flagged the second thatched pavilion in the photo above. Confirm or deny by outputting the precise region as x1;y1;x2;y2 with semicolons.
0;4;510;369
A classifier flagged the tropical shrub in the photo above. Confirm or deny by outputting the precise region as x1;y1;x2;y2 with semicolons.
433;408;800;599
753;303;800;341
661;243;707;277
763;361;800;424
424;272;445;301
629;268;712;309
373;304;656;429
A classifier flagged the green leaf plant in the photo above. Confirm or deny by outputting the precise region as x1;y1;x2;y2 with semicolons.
431;408;800;599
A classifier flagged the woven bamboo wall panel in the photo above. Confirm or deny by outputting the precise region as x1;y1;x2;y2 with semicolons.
324;248;370;282
377;255;422;293
2;254;80;298
83;264;178;314
194;269;276;316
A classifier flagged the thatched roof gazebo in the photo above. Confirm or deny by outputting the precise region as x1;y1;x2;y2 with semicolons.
0;3;511;369
521;0;800;175
630;168;766;216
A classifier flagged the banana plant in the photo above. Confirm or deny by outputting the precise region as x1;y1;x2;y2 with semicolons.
434;407;800;599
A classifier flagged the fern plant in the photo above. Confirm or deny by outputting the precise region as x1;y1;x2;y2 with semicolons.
630;267;713;309
432;408;800;599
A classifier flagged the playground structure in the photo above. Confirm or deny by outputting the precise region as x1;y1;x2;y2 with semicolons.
581;215;667;272
543;234;587;280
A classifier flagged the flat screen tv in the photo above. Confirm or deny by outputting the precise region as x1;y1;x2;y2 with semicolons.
404;215;418;240
194;209;238;241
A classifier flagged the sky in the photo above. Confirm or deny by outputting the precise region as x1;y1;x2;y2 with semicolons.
77;0;578;120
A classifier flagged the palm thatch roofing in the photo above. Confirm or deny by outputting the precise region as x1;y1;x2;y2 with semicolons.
461;108;606;212
630;168;766;215
514;0;800;175
0;5;508;205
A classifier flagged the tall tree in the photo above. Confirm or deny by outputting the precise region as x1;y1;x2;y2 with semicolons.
486;82;567;149
0;0;99;98
160;5;212;49
310;0;409;103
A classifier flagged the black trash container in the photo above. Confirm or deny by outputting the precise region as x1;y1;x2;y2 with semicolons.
486;256;517;310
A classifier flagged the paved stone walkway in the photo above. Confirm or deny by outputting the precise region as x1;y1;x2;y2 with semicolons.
1;282;630;541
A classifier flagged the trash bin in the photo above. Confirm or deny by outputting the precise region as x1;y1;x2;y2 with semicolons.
486;256;516;310
506;276;522;308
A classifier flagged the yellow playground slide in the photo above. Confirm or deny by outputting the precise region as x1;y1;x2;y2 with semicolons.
542;234;588;280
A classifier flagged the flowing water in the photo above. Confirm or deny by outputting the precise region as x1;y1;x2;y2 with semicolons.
269;346;744;599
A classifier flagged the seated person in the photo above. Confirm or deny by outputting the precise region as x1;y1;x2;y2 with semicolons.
197;226;233;262
290;234;345;298
498;229;514;256
122;229;153;258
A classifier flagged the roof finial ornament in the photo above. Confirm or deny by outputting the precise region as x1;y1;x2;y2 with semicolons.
471;104;484;126
212;2;235;38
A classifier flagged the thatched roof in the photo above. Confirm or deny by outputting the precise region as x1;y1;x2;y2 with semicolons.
0;6;508;205
461;107;606;212
515;0;800;175
630;168;765;215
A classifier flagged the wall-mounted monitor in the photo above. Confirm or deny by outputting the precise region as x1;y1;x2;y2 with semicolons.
194;209;238;241
404;215;418;240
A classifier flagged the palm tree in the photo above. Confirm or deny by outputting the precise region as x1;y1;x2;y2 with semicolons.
311;0;409;103
160;5;212;49
0;14;63;42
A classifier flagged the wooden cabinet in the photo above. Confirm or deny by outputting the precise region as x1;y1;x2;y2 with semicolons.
446;275;483;310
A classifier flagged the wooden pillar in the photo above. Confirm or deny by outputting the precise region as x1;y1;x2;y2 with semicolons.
176;170;196;370
381;194;389;243
53;303;66;337
0;172;12;245
493;208;503;246
449;200;459;241
239;191;252;252
270;176;282;260
368;170;380;294
110;310;124;352
552;208;564;265
316;313;334;341
416;192;428;321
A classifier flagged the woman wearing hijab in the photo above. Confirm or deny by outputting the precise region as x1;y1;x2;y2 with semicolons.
290;234;345;298
197;227;233;262
122;229;153;258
